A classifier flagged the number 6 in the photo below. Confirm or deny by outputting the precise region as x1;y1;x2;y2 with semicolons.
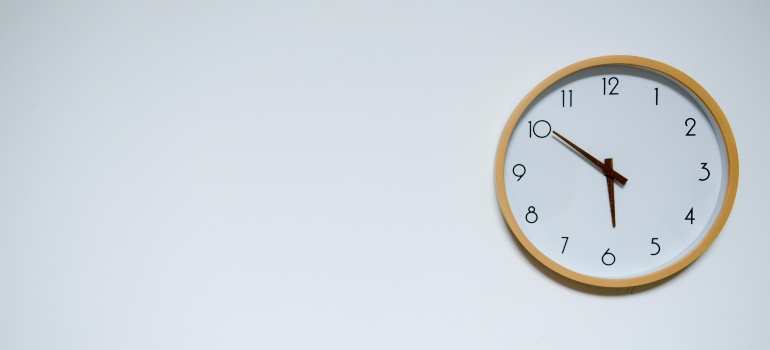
602;249;615;266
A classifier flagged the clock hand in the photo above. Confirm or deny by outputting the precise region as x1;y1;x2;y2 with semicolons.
552;131;628;185
605;158;616;227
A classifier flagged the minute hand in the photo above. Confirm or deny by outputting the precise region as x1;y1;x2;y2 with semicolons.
552;131;628;185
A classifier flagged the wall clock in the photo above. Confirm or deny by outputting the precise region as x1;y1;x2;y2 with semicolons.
494;55;738;287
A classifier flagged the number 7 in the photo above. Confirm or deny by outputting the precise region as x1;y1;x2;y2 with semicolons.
561;237;569;254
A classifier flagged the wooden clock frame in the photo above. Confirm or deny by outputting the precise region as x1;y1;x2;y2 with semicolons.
494;55;739;288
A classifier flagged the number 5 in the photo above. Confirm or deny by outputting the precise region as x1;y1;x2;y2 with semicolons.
651;238;660;256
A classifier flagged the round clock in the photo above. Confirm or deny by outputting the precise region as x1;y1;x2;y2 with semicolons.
494;56;739;287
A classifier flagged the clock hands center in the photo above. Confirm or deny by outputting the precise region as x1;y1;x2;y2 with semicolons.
552;131;628;185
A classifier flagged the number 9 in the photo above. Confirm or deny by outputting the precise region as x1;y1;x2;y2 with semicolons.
512;164;526;181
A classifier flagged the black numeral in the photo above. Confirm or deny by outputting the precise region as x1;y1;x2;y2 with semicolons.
561;89;572;107
561;237;568;254
603;77;619;95
685;118;696;136
699;163;710;181
651;238;660;255
685;207;694;224
525;206;538;223
602;248;616;266
528;120;552;138
655;87;658;105
512;164;526;181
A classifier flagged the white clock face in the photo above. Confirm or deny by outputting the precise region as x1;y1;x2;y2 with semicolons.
502;65;729;280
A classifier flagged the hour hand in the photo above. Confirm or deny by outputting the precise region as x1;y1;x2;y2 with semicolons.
552;131;628;185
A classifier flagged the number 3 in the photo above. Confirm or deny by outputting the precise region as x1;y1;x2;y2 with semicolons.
700;163;710;181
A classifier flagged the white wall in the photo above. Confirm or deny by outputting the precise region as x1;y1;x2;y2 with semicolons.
1;1;768;348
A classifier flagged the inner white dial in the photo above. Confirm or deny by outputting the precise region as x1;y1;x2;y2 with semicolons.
503;65;727;279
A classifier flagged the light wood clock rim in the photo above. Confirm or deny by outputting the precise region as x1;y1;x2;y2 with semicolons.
494;55;739;288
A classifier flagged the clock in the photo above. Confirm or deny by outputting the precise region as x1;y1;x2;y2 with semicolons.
494;56;738;287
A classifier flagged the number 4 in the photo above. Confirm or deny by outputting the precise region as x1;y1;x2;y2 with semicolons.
685;207;694;224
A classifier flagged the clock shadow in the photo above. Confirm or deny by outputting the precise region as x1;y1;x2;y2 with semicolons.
498;212;683;295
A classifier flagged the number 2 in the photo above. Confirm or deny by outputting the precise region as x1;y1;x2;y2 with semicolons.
685;118;696;136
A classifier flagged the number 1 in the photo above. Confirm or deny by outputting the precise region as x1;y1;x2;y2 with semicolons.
561;90;572;107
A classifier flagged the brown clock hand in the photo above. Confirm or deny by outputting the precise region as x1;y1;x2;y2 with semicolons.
552;131;628;185
605;158;616;227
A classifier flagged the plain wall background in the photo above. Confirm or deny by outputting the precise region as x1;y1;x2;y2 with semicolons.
1;1;768;348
